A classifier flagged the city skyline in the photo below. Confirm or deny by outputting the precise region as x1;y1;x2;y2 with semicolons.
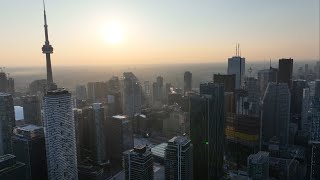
0;0;319;66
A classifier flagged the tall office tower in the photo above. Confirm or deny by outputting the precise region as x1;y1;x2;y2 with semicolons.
0;72;8;92
309;141;320;179
0;92;15;155
315;80;320;99
109;115;134;170
12;125;47;180
277;58;293;87
29;79;47;95
305;64;309;79
73;108;82;162
190;82;225;179
262;83;291;145
0;154;26;180
143;81;150;96
227;46;245;89
122;72;142;117
246;77;259;115
92;103;106;164
257;67;278;97
21;95;42;125
41;1;56;90
7;77;14;95
87;82;107;102
291;80;307;128
43;89;78;180
152;76;164;103
184;71;192;94
316;61;320;79
247;151;269;180
123;145;153;180
75;85;87;100
213;74;236;92
301;88;310;133
164;136;193;180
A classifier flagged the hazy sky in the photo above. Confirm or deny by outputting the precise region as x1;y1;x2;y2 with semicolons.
0;0;319;66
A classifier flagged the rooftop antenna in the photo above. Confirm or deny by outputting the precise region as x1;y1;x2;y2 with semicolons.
238;43;240;57
239;44;241;57
235;43;237;56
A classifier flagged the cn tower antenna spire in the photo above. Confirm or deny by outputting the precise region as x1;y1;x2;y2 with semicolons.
41;0;56;90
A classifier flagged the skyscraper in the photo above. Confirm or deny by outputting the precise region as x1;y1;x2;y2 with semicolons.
213;74;236;92
291;80;307;129
122;72;142;117
123;145;153;180
87;82;107;102
0;72;8;93
12;125;48;180
109;115;134;170
315;80;320;99
75;85;87;100
43;89;78;180
247;151;269;180
257;67;278;97
184;71;192;94
246;77;260;115
0;92;15;155
262;83;291;145
190;82;225;179
164;136;193;180
7;77;14;96
277;58;293;87
41;1;56;90
309;141;320;179
92;103;106;164
21;95;42;126
227;48;245;89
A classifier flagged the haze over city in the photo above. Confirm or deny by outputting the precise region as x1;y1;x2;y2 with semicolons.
1;0;319;66
0;1;320;180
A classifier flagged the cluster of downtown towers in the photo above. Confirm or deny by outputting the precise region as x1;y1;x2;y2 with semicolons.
1;7;320;180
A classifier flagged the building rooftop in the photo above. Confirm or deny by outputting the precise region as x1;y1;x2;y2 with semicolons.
15;124;43;132
0;92;11;96
168;136;190;146
46;88;69;95
248;151;269;165
151;143;168;159
112;115;127;119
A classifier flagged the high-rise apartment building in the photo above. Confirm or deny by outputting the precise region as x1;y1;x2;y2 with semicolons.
21;95;42;126
123;145;153;180
92;103;106;164
0;92;15;155
76;85;87;100
190;82;225;179
122;72;142;117
43;89;78;180
184;71;192;94
247;151;269;180
277;58;293;87
7;77;14;96
309;141;320;179
262;83;291;145
87;82;107;102
12;125;47;180
227;55;245;89
109;115;134;170
164;136;193;180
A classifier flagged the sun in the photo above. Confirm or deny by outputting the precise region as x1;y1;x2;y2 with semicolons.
102;23;124;45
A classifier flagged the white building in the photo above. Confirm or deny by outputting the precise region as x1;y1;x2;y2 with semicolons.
228;56;245;89
43;89;78;180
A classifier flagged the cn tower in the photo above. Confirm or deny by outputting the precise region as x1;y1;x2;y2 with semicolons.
41;0;55;90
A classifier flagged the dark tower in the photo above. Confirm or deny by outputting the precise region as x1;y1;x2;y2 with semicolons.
41;0;55;90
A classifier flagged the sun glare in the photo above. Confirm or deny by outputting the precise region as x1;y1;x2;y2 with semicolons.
102;23;124;45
